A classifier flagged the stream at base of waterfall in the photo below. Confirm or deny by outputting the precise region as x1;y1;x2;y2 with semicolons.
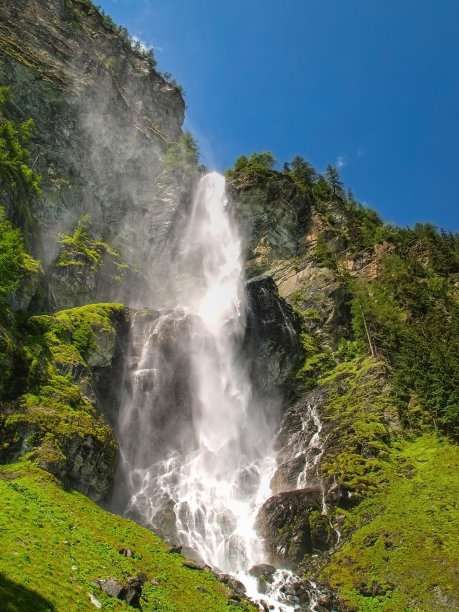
114;173;328;611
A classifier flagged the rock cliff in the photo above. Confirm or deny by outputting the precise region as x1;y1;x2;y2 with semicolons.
1;0;189;308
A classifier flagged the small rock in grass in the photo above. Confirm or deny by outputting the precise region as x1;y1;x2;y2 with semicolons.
168;545;182;554
98;578;125;599
88;592;102;608
182;561;212;571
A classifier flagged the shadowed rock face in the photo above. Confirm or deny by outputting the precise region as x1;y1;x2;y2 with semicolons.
244;276;304;395
0;0;189;309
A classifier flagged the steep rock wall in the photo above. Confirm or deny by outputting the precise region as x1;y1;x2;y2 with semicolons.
0;0;188;308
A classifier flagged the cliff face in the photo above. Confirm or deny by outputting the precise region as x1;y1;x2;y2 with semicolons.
1;0;188;308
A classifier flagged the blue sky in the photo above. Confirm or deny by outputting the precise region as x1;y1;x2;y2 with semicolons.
96;0;459;231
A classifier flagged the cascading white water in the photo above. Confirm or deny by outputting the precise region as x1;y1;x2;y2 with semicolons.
117;173;285;594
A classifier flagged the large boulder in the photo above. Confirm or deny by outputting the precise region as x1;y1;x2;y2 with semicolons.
255;488;337;567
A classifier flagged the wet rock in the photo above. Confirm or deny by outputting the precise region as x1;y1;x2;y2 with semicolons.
248;564;276;579
245;276;304;393
271;388;328;493
216;574;247;596
180;546;206;564
293;580;342;611
255;489;336;567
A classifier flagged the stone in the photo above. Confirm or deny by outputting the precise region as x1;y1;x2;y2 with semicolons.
97;573;146;608
98;578;125;599
0;0;189;311
88;592;102;609
168;545;182;555
182;561;212;572
248;564;276;579
255;489;325;566
216;574;247;596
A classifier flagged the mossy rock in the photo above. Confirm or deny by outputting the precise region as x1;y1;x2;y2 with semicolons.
0;303;129;500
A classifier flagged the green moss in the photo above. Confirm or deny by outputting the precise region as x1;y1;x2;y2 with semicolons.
320;435;459;611
0;304;128;479
55;216;128;282
317;358;397;495
0;462;256;611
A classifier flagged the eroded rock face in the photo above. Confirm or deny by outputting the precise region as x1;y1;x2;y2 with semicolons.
232;174;311;278
0;0;189;309
255;488;337;567
244;276;304;394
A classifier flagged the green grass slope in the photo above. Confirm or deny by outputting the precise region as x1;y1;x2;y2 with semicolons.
320;435;459;611
0;462;255;612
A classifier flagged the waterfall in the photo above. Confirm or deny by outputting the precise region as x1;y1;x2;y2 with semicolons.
115;173;284;589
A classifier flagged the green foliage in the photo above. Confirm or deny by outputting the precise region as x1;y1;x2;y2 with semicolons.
56;214;127;280
348;250;459;437
163;131;199;173
0;212;27;305
0;462;256;612
283;155;317;186
343;196;385;251
226;151;277;186
0;87;41;241
0;304;128;471
291;305;336;391
314;234;337;270
324;164;344;197
0;208;42;309
0;87;41;201
317;357;397;494
321;435;459;611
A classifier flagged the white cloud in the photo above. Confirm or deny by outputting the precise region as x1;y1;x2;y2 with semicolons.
357;148;365;157
336;155;347;168
131;35;152;53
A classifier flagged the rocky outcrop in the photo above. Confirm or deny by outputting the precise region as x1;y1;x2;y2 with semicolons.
0;0;190;309
255;488;338;567
244;276;304;394
232;173;311;279
0;303;130;500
